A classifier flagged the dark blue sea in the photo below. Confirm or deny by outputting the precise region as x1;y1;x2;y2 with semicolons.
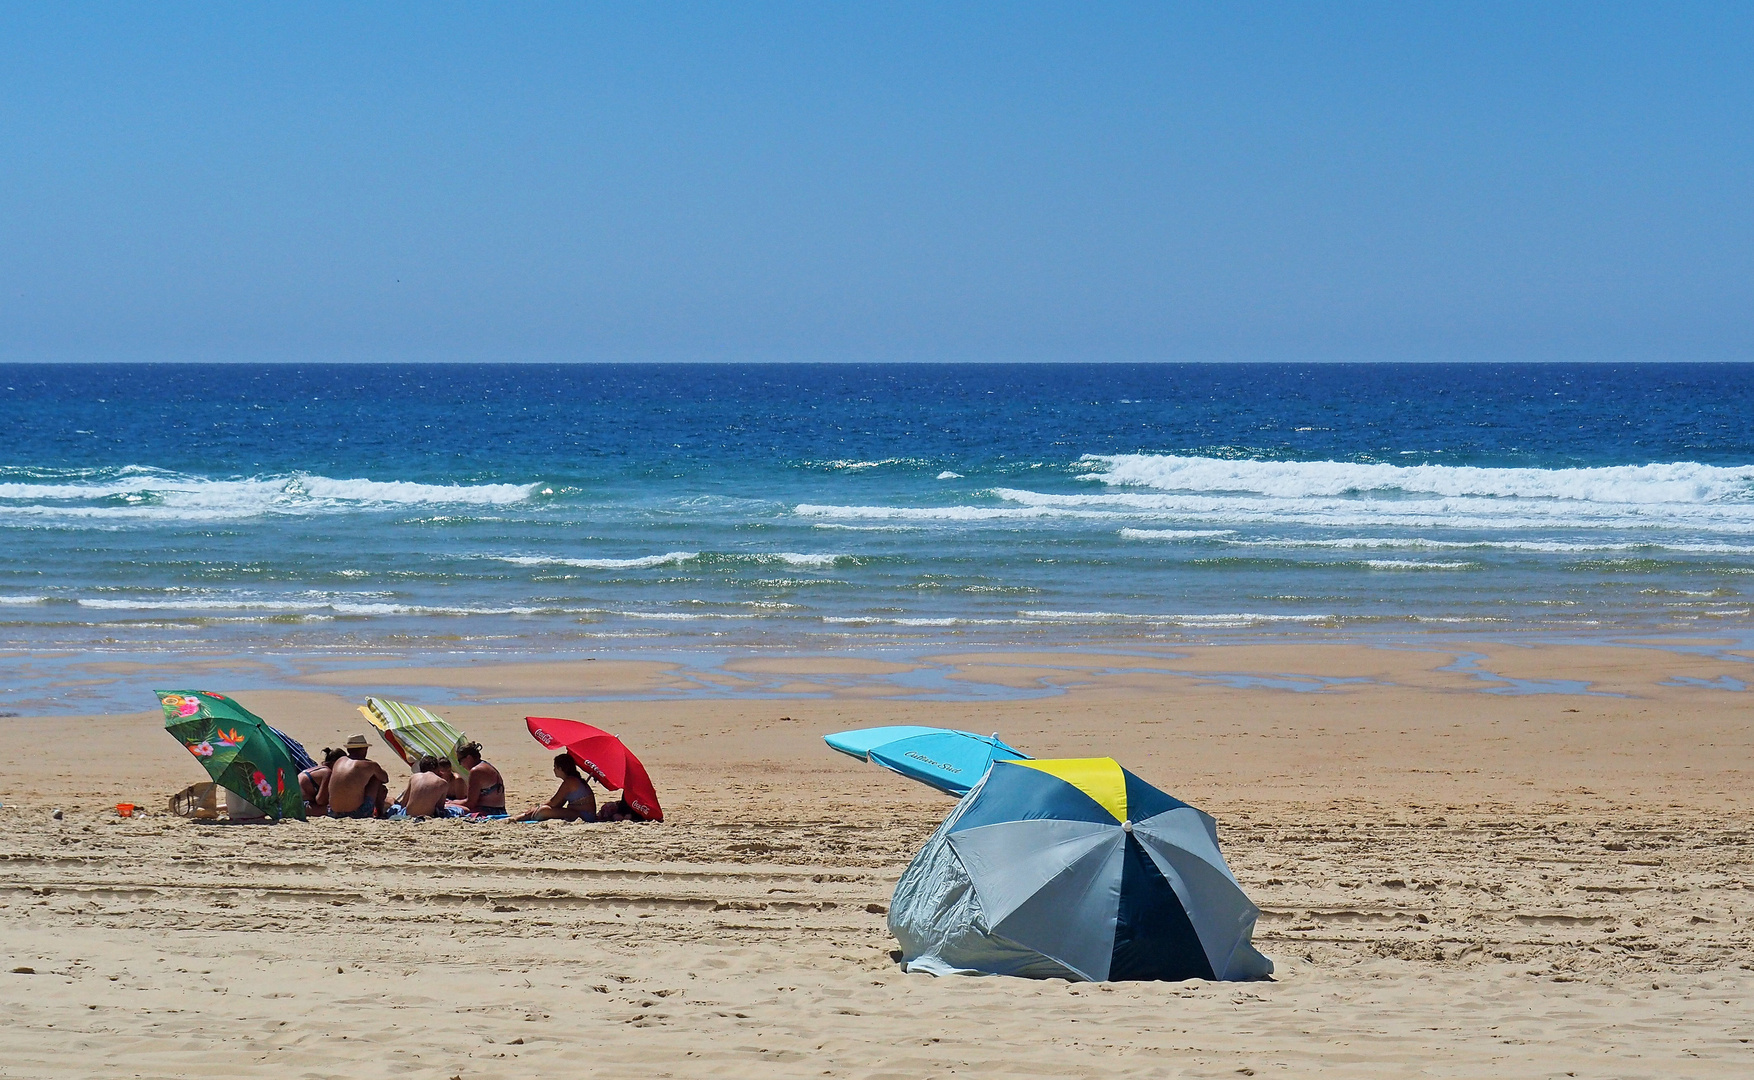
3;362;1753;710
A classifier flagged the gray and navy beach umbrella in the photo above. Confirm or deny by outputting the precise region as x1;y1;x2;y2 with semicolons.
889;757;1272;982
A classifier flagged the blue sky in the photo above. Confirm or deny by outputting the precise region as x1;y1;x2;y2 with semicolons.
1;3;1750;362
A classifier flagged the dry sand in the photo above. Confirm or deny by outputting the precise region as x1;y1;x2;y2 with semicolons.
2;640;1751;1078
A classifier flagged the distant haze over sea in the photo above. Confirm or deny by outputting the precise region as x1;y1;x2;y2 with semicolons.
3;363;1752;700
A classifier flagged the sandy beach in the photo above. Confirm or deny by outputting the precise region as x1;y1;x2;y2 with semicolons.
9;0;1754;1072
1;639;1750;1078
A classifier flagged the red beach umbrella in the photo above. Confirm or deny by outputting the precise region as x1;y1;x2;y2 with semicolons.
525;716;663;821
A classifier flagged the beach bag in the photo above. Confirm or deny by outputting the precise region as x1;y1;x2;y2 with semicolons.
168;781;220;819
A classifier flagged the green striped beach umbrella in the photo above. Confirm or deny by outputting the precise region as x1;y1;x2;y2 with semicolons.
359;697;467;769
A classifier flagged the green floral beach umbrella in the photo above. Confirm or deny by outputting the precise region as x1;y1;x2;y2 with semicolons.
156;690;306;821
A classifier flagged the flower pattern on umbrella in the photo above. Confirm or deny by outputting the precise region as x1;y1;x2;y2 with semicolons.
155;689;307;822
160;693;201;719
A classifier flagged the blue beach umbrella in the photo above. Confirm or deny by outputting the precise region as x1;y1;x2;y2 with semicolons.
823;725;1029;796
267;725;317;772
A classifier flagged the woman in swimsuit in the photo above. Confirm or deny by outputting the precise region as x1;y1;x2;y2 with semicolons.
298;747;347;814
457;741;508;818
516;754;597;821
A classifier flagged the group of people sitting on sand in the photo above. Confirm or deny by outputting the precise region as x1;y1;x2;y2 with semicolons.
295;734;642;822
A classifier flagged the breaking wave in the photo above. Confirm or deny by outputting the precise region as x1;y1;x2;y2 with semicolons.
495;552;700;570
1022;610;1338;627
1118;528;1239;540
0;466;539;522
1361;560;1477;571
1080;455;1754;503
489;552;851;570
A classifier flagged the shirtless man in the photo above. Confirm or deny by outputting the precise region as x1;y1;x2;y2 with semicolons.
457;741;507;817
317;734;389;819
391;755;453;818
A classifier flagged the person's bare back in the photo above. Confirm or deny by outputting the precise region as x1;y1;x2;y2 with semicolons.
396;764;452;817
319;736;389;817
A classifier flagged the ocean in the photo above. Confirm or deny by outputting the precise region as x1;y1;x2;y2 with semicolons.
3;362;1753;706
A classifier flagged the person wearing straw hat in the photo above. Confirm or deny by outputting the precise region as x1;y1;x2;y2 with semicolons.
318;734;389;819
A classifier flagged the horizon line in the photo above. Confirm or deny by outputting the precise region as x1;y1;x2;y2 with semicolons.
4;358;1754;367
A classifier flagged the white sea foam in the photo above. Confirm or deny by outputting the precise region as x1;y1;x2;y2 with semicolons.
328;602;551;616
77;597;325;612
1023;610;1159;622
494;552;700;570
1022;610;1336;627
809;458;932;471
292;476;534;505
71;594;583;617
861;454;1754;538
1080;454;1754;503
1231;537;1754;554
811;523;921;531
759;552;845;568
9;449;1753;646
492;551;843;570
1118;528;1238;540
615;611;757;621
802;491;1754;533
937;471;963;480
0;468;537;521
985;486;1754;534
81;614;339;627
822;616;1028;627
796;503;1108;521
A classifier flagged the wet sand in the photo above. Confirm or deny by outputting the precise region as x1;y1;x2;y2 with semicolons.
1;641;1751;1078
